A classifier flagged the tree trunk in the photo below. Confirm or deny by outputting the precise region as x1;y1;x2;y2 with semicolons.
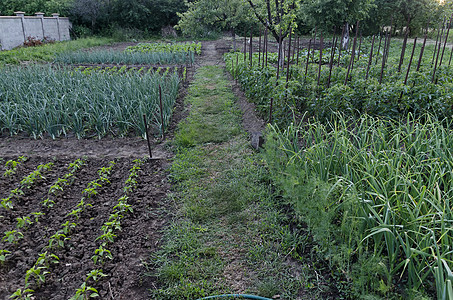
342;22;349;50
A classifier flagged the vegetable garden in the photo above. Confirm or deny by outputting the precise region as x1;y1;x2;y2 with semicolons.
0;40;200;299
225;29;453;299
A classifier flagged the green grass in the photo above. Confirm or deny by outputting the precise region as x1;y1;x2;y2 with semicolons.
149;65;323;299
0;37;114;66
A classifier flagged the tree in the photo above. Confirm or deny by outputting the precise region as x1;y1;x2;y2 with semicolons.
301;0;374;48
246;0;302;66
176;0;253;40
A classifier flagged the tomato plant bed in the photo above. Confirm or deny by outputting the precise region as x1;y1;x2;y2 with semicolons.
0;156;170;299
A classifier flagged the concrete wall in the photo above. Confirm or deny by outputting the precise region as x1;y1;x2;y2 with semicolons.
0;12;72;50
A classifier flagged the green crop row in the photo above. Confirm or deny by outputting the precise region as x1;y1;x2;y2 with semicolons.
125;42;202;55
55;49;195;65
264;114;453;298
10;161;116;299
0;38;113;66
225;42;453;127
70;159;144;300
72;65;187;80
0;65;180;139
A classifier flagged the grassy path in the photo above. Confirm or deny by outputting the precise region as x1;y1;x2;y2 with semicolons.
147;59;331;299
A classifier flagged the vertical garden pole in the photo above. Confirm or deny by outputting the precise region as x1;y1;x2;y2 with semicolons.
432;20;443;66
398;32;409;72
432;24;445;82
337;25;345;67
249;28;253;67
375;32;383;64
356;32;362;61
366;35;376;80
404;37;417;85
379;32;389;84
143;114;153;158
417;33;428;72
159;85;165;140
258;27;262;66
244;30;247;62
286;27;292;81
400;37;418;100
317;33;323;87
304;39;312;81
327;35;338;88
440;14;453;67
344;21;359;85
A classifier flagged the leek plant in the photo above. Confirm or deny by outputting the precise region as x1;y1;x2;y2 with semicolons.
264;113;453;298
55;50;195;65
0;66;179;139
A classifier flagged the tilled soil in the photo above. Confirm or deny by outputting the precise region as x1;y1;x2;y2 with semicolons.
0;156;170;300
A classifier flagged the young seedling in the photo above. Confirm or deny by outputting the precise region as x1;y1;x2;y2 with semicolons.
25;265;48;289
16;216;33;229
92;245;113;265
0;249;11;264
95;231;116;244
30;212;44;223
61;221;77;235
9;288;34;300
46;232;69;249
42;198;55;208
69;282;99;300
2;230;24;244
85;269;107;282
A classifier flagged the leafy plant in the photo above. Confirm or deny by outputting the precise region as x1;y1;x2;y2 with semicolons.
9;288;35;300
2;230;24;244
0;249;11;264
69;282;99;300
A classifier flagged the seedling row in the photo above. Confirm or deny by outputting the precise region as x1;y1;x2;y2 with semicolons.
0;156;167;299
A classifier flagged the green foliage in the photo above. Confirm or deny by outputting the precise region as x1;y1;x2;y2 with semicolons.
301;0;375;32
0;38;113;66
125;42;201;55
0;66;179;139
263;114;453;297
55;49;196;65
176;0;253;38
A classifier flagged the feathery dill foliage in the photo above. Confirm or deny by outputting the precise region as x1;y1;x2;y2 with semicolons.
264;113;453;298
0;65;179;139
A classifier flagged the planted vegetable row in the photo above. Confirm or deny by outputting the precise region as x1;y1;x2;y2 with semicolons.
0;66;179;139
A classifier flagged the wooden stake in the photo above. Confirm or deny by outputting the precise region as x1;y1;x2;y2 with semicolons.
417;33;428;72
143;114;153;158
327;35;338;88
440;14;453;67
366;35;376;80
398;32;409;72
344;21;359;85
317;33;323;87
249;28;253;67
158;85;165;140
304;39;312;81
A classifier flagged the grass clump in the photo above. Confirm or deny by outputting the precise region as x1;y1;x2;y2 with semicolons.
149;65;318;299
0;38;113;66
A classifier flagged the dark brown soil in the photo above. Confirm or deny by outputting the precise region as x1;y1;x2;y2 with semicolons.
0;37;270;300
0;157;170;300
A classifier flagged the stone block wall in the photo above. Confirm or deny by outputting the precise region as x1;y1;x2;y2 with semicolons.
0;12;72;50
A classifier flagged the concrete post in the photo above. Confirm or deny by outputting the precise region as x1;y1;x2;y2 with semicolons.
52;13;61;41
15;11;26;42
35;12;45;39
